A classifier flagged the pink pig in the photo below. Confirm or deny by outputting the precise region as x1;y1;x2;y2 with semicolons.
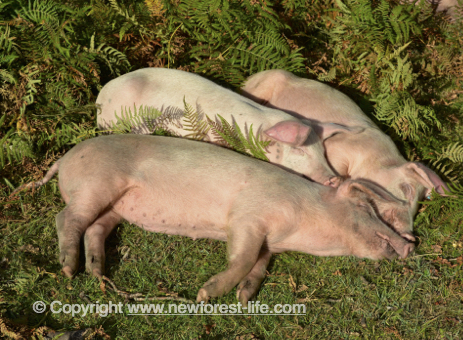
241;70;450;240
14;135;414;304
96;68;365;187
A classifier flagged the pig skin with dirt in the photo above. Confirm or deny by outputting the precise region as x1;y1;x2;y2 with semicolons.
96;68;367;187
18;135;414;304
241;70;450;240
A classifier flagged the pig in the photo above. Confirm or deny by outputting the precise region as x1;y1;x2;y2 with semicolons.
96;68;366;187
434;0;460;17
413;0;460;20
241;69;450;240
14;135;414;304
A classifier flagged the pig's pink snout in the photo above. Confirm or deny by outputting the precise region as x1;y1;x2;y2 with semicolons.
376;231;415;259
325;176;343;188
402;243;415;259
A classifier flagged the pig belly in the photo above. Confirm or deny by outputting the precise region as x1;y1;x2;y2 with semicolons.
111;187;228;242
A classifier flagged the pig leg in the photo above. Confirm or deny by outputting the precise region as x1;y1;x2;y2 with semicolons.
84;210;121;278
56;195;111;277
236;248;272;305
56;204;101;277
196;225;266;302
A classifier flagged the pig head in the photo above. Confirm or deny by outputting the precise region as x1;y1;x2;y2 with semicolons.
21;135;414;304
96;68;366;187
241;69;449;235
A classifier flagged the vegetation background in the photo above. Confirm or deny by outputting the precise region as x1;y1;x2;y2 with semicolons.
1;0;462;338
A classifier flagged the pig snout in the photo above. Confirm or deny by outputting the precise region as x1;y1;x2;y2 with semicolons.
376;231;415;259
400;232;416;242
403;243;415;258
325;176;343;188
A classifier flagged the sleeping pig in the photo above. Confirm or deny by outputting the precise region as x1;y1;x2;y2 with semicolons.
241;70;450;240
96;68;365;187
15;135;414;304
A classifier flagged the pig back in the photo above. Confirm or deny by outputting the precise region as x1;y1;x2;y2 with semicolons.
243;71;409;173
96;68;294;134
242;70;376;129
58;135;323;239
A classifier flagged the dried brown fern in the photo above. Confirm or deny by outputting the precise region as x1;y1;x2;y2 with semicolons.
144;0;165;17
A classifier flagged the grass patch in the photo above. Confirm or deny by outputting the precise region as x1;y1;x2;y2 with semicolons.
1;0;462;338
1;182;462;338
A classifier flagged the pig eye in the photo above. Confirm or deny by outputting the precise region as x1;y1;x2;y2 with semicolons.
399;183;415;201
358;202;375;218
383;209;395;224
290;147;306;156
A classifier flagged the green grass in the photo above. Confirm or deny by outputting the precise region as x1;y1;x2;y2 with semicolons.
1;0;463;338
1;179;462;339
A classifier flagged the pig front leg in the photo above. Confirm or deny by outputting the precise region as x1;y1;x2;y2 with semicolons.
196;223;267;302
236;248;272;305
84;210;121;278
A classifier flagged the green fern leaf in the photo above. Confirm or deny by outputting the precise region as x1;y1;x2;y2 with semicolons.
181;98;210;141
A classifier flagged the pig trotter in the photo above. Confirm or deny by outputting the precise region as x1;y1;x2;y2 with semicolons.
196;279;220;303
60;254;78;278
56;203;103;278
84;211;120;278
196;259;259;302
56;210;82;278
196;288;210;303
236;248;272;305
196;224;265;302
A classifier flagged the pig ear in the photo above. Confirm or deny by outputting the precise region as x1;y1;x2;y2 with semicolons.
317;123;364;141
338;179;399;204
405;162;450;197
264;121;311;147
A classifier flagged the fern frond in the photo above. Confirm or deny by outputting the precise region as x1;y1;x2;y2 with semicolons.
207;114;243;152
416;182;463;227
240;124;270;161
107;0;151;38
0;127;34;167
373;91;441;140
206;114;270;161
423;142;463;183
108;104;166;135
181;98;210;141
436;142;463;163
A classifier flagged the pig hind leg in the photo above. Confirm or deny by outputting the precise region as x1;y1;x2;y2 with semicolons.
56;196;113;277
236;248;272;305
84;210;121;278
196;223;266;302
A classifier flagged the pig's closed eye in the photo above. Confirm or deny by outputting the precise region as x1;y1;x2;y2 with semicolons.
400;183;415;201
358;203;375;218
290;147;305;156
383;210;395;224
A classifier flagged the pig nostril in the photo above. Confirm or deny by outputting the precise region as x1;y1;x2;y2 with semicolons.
400;232;416;242
328;176;341;188
403;243;415;259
